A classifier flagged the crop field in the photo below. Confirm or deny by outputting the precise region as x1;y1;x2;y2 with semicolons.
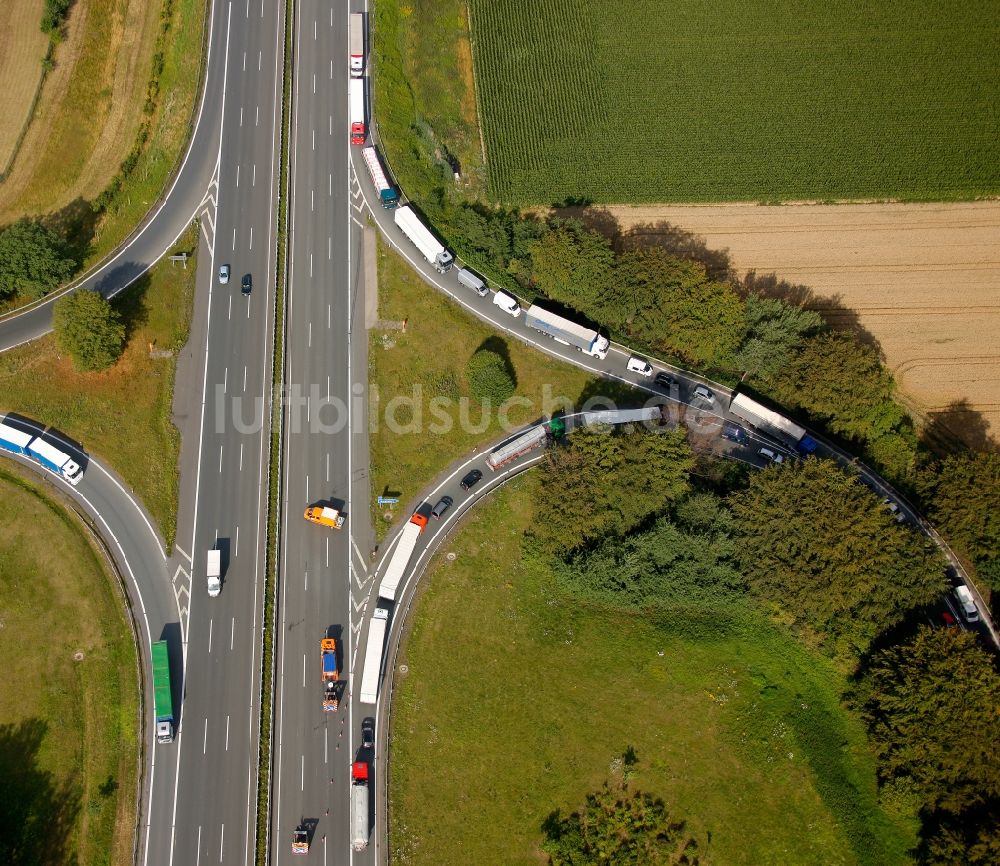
606;200;1000;449
468;0;1000;204
0;0;49;177
389;476;915;866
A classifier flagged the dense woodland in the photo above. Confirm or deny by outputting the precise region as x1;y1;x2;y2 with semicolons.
529;425;1000;864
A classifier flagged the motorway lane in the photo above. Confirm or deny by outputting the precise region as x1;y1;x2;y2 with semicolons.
163;1;285;865
0;1;229;352
271;1;360;863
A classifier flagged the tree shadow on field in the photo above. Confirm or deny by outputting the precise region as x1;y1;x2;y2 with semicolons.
920;398;998;455
0;719;79;866
618;219;735;283
111;269;152;343
473;335;518;389
42;197;100;269
740;269;885;357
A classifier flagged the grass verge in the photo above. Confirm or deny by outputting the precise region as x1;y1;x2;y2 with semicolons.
0;466;140;866
388;473;918;866
369;238;636;541
0;221;198;548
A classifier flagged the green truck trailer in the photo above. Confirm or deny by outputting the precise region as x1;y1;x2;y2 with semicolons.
151;640;174;743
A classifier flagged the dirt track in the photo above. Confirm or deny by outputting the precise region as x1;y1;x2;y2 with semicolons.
607;201;1000;448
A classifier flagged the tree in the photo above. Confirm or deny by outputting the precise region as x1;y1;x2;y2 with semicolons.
921;805;1000;866
0;218;76;300
861;627;1000;816
735;294;824;382
728;459;946;657
465;348;515;405
542;781;699;865
53;289;126;371
919;452;1000;589
533;425;693;556
529;222;615;309
768;331;905;442
612;248;745;368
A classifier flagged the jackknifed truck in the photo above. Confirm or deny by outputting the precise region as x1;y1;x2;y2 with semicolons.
321;638;339;711
393;205;454;273
351;761;370;850
361;146;399;208
152;640;174;743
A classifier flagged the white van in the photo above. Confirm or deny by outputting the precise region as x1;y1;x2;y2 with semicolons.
953;585;979;623
457;268;488;297
492;290;521;317
207;549;222;597
626;356;653;377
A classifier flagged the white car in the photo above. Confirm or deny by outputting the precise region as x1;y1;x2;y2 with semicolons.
626;356;653;377
219;264;231;284
759;447;784;465
693;384;714;402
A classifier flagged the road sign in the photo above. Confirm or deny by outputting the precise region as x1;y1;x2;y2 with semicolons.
377;496;399;507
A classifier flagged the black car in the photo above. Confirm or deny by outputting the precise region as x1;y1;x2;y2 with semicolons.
431;495;453;519
241;273;252;296
361;717;375;749
460;469;482;490
721;421;749;444
654;371;676;389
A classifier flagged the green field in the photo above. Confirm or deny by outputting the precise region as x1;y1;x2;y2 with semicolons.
389;475;917;866
0;469;139;865
468;0;1000;203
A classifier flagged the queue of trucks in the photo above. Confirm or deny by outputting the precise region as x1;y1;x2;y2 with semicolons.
0;417;84;485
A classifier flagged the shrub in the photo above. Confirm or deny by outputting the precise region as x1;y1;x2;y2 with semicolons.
53;290;126;371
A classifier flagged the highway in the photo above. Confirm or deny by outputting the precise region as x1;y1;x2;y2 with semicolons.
268;1;372;864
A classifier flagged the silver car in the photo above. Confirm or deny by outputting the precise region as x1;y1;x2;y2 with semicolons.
219;264;231;284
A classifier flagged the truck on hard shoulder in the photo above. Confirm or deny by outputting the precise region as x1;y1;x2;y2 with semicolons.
349;12;364;77
728;393;817;456
361;146;399;209
349;78;365;145
359;607;389;704
393;205;454;273
152;640;174;743
351;761;370;850
321;637;339;711
524;304;609;359
304;505;345;529
378;511;428;601
207;549;221;597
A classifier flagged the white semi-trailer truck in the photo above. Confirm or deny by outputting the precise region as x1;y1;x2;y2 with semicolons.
359;607;389;704
349;13;364;77
393;205;454;273
524;304;610;358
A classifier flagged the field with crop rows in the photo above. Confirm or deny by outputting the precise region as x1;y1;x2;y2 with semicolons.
468;0;1000;204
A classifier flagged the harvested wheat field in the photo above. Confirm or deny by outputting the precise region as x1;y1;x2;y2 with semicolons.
607;202;1000;449
0;0;49;176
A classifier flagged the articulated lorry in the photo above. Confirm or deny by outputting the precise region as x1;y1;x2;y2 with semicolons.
151;640;174;743
349;78;365;145
351;761;370;850
321;637;339;711
349;12;364;77
378;511;428;601
487;425;548;471
393;205;454;273
359;607;389;704
361;146;399;208
0;417;85;485
728;393;817;456
524;304;609;359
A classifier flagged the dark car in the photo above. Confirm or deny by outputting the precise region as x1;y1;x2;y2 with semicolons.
460;469;482;491
654;371;676;389
241;273;252;296
721;421;749;444
431;495;453;519
361;717;375;749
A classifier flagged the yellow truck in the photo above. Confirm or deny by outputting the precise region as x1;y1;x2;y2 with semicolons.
304;505;345;529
